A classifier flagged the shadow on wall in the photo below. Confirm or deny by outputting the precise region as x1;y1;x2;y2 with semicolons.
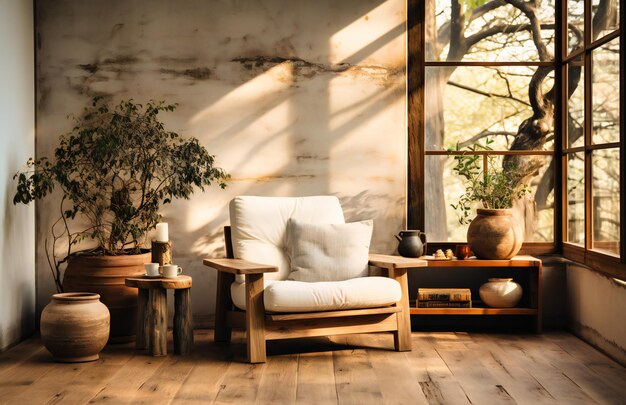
180;5;405;253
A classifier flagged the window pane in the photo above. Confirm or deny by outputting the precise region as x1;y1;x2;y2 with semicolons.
425;0;555;62
424;155;481;242
592;0;620;40
425;154;553;242
568;0;585;53
567;153;585;245
425;66;554;151
567;60;585;148
592;38;620;144
592;148;620;255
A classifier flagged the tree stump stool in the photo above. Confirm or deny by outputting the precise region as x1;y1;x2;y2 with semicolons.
125;275;193;356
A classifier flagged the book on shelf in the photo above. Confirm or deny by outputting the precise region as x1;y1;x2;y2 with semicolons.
417;300;472;308
417;288;471;302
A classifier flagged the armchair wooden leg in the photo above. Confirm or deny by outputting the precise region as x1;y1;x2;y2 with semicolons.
215;271;234;343
390;268;412;351
245;273;266;363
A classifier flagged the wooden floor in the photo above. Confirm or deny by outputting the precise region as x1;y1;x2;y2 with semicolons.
0;330;624;404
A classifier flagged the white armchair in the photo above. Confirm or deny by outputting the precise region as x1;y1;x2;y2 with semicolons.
204;196;426;363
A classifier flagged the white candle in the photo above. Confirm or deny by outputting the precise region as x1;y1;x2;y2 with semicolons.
155;222;169;242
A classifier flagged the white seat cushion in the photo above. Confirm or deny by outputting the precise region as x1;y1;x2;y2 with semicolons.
230;277;401;313
229;196;345;282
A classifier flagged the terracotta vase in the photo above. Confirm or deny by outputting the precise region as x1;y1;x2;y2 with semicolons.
62;250;150;342
467;209;523;260
479;278;523;308
40;293;110;362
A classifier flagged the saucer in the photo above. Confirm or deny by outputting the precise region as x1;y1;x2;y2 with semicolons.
143;273;161;279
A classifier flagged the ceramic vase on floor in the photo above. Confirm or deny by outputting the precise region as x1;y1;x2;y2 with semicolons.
40;292;110;363
479;278;523;308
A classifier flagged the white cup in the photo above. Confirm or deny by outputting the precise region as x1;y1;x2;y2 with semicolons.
161;264;182;279
145;263;160;277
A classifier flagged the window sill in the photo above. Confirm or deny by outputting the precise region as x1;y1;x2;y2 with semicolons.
563;243;626;281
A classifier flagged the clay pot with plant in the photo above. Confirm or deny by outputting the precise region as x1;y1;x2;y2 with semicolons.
14;97;229;341
449;139;529;260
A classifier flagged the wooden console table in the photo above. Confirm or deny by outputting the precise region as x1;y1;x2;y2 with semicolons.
409;256;542;332
125;275;194;356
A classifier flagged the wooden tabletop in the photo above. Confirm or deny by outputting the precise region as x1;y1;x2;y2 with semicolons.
125;275;192;289
417;255;541;267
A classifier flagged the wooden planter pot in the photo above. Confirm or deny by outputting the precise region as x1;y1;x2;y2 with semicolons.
62;250;150;342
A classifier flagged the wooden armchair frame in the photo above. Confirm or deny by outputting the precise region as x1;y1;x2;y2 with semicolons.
204;227;426;363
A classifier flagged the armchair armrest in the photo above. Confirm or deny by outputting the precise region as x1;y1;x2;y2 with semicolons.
203;258;279;275
368;253;427;270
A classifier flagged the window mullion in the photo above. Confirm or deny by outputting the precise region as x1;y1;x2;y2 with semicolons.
584;46;592;251
618;4;626;263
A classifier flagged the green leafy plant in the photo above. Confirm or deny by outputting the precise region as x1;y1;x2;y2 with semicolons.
14;97;229;291
448;139;529;224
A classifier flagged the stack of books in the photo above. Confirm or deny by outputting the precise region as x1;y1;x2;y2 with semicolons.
417;288;472;308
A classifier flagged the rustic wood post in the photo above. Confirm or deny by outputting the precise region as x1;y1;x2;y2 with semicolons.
149;288;167;356
151;240;172;266
174;288;193;355
136;288;149;350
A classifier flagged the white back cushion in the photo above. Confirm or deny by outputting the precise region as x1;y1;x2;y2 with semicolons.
287;219;373;282
229;196;345;281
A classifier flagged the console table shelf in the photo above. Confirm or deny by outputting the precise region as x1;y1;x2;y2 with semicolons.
409;307;538;315
408;255;542;332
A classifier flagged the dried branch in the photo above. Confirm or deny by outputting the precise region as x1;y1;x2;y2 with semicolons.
448;80;530;106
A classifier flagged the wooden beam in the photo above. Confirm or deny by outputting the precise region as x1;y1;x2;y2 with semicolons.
265;306;400;322
407;0;424;230
264;313;398;341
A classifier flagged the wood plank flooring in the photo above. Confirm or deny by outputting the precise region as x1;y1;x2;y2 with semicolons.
0;330;624;404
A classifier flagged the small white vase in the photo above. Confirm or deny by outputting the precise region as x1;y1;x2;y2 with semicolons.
479;278;522;308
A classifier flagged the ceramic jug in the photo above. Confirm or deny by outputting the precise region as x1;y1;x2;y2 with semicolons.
395;230;427;258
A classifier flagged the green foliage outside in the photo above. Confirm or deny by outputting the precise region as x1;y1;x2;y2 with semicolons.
449;139;529;224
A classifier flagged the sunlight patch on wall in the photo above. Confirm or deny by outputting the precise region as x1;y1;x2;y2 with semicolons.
329;1;405;65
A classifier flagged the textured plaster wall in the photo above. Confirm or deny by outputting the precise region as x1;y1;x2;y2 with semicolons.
567;264;626;366
0;0;36;350
35;0;407;324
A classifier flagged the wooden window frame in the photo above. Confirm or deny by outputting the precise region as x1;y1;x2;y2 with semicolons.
407;0;626;280
560;0;626;280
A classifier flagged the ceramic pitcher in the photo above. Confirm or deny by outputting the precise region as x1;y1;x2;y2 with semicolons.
395;230;427;258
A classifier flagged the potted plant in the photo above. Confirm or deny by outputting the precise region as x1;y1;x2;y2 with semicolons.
449;140;529;259
14;97;229;341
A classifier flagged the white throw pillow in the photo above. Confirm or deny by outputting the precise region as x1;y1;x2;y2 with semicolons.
287;219;373;282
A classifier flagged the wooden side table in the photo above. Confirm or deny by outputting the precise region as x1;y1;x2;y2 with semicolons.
408;256;542;332
125;275;193;356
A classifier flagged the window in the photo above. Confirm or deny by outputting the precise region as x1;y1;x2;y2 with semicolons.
562;0;624;274
408;0;625;278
